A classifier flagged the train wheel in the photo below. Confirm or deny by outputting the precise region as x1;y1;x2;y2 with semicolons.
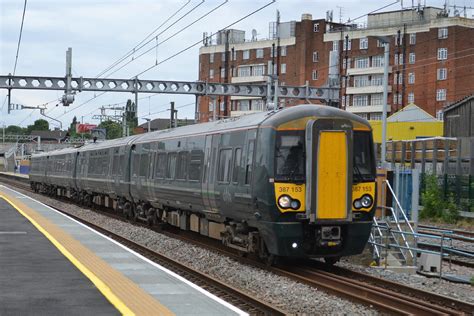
324;257;340;266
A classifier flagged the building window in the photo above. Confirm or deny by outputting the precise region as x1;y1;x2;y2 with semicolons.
408;72;415;84
409;53;416;64
360;37;368;50
394;73;403;85
237;66;251;77
209;69;214;79
438;27;448;39
436;110;443;121
393;92;402;104
333;41;339;51
221;52;226;61
243;50;250;60
343;58;351;69
371;75;383;86
342;77;346;88
437;68;447;80
409;33;416;45
372;55;384;67
312;51;319;62
341;96;346;106
377;40;385;47
220;68;226;78
353;95;369;107
395;34;402;46
370;113;382;120
313;23;320;32
231;49;237;61
312;70;318;80
355;57;369;69
251;64;265;76
437;48;448;60
354;75;369;87
209;53;214;63
281;46;287;56
281;63;286;74
371;94;383;105
256;48;264;58
394;53;404;65
436;89;447;101
408;92;415;104
270;46;278;58
343;39;351;51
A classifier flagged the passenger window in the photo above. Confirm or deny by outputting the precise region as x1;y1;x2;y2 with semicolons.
139;153;149;177
155;153;167;178
189;150;203;181
166;153;177;179
232;148;242;183
245;140;255;185
132;152;140;176
218;148;233;183
176;152;188;180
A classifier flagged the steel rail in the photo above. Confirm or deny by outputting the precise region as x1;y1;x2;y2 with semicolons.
1;174;472;315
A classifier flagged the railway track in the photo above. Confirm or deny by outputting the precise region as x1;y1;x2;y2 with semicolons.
419;224;474;240
2;175;474;315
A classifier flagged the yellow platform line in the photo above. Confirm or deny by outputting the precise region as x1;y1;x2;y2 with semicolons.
0;193;174;316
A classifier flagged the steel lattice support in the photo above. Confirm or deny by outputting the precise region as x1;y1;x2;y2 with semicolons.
0;75;339;101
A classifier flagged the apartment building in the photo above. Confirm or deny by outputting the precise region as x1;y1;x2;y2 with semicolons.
197;7;474;122
330;7;474;120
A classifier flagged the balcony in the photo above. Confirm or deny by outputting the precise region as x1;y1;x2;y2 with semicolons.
346;85;391;94
347;66;392;76
345;104;391;113
231;75;267;84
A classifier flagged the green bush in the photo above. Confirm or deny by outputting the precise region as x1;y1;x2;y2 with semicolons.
420;174;459;223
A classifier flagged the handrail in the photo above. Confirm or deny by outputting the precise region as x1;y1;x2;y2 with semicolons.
385;180;417;237
379;205;413;259
369;232;380;259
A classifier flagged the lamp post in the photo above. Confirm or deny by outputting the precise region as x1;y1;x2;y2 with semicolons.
373;36;390;167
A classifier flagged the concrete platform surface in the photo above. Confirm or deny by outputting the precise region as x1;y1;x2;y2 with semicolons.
0;185;246;316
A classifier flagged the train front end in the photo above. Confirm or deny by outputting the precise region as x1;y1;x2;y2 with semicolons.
268;110;376;260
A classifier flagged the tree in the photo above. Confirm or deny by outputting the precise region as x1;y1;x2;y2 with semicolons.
98;120;122;139
27;119;49;133
125;99;138;133
5;125;26;135
68;116;79;137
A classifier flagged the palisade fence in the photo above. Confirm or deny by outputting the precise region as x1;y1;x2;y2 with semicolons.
380;137;474;217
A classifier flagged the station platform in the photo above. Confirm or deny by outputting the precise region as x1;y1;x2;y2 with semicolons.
0;185;246;316
0;171;29;181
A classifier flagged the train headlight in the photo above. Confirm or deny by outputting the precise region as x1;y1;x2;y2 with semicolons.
360;195;373;208
290;199;301;210
353;199;362;209
278;195;291;209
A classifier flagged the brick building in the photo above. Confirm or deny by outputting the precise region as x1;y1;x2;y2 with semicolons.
197;7;474;122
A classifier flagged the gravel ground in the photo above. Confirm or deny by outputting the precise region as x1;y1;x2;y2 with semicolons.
338;255;474;304
15;187;376;315
418;235;474;253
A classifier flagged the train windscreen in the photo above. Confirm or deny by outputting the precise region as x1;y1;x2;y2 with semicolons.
353;131;375;183
275;131;305;182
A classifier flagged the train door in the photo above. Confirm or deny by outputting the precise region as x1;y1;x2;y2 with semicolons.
305;119;353;222
201;134;219;213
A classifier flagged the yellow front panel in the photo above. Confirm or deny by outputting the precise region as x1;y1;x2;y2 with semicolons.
274;183;305;213
352;182;376;212
316;131;348;219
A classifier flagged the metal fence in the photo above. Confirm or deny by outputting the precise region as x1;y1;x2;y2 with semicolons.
421;174;474;213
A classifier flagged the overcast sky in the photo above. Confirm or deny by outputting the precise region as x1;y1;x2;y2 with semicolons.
0;0;469;129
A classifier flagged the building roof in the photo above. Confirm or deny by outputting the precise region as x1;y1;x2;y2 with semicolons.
29;130;68;141
387;104;438;122
443;94;474;113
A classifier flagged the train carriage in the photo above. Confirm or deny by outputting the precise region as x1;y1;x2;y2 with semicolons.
30;104;377;263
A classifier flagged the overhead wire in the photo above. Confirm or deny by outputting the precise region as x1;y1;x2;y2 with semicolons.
96;0;199;78
1;0;28;113
54;0;274;120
